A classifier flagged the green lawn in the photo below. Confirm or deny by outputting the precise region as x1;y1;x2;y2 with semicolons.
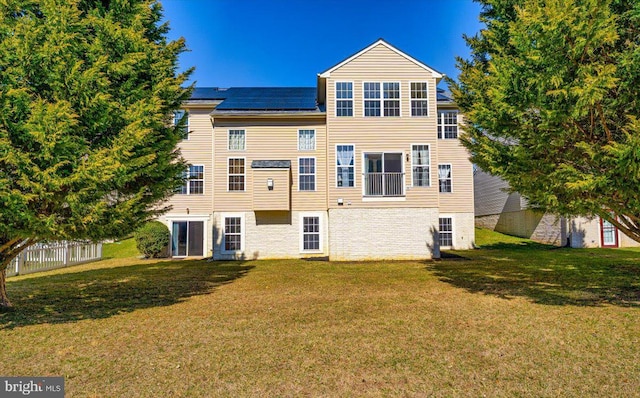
1;229;638;397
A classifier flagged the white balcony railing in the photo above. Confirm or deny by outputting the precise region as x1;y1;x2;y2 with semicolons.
363;172;405;197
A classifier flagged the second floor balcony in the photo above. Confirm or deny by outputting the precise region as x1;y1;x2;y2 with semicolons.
363;152;405;197
363;172;405;197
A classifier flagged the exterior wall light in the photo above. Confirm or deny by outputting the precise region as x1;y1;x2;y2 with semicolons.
267;178;274;190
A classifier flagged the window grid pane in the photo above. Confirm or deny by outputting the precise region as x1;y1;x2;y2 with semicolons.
438;111;458;139
336;145;355;187
412;145;430;187
411;82;429;116
336;82;353;117
228;130;245;150
439;217;453;247
228;158;245;191
303;216;320;251
298;129;315;150
299;158;316;191
224;217;242;251
178;165;204;195
438;164;452;193
174;110;188;139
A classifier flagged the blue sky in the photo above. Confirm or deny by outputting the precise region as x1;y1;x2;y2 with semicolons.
161;0;483;88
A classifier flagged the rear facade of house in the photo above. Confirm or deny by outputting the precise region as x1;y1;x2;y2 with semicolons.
158;39;475;260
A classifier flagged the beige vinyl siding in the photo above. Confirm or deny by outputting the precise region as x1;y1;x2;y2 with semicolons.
165;107;214;215
212;117;327;212
325;43;441;208
436;138;474;213
252;168;290;211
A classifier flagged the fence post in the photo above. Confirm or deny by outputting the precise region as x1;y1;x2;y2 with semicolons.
63;241;69;267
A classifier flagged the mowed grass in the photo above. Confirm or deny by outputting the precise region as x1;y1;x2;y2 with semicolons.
1;230;639;397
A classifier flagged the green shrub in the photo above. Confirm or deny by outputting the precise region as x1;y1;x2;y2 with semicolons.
135;221;170;258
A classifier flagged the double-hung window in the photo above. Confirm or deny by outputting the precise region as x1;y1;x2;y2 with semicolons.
438;111;458;139
179;165;204;195
228;158;245;191
301;215;321;252
174;110;189;139
336;145;355;187
299;158;316;191
439;217;453;247
364;82;381;117
383;82;400;116
228;129;246;150
298;129;315;150
336;82;353;117
410;82;429;116
438;164;452;193
224;216;243;252
411;145;430;187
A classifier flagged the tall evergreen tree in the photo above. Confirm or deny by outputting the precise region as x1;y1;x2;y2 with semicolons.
452;0;640;243
0;0;192;309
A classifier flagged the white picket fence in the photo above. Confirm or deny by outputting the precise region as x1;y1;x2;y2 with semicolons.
6;241;103;277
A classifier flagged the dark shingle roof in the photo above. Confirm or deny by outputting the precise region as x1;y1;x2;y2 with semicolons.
251;160;291;169
215;87;317;111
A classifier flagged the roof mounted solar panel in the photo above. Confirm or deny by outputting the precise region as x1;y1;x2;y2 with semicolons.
216;87;317;110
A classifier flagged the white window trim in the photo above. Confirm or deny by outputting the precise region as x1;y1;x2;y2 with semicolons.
410;81;430;117
438;214;455;249
362;81;401;117
438;163;453;193
227;157;246;192
298;156;317;192
165;215;209;258
299;212;324;254
411;143;431;187
335;144;356;188
297;129;316;151
227;129;246;151
438;110;459;139
221;213;245;254
179;164;205;195
335;81;354;117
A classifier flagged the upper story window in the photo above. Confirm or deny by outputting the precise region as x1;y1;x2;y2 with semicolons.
411;144;430;187
228;158;245;191
178;165;204;195
410;82;429;117
364;82;381;117
384;82;400;117
174;110;189;139
438;111;458;139
228;129;245;150
438;164;452;193
298;129;315;150
364;82;400;117
299;157;316;191
336;82;353;117
336;144;355;187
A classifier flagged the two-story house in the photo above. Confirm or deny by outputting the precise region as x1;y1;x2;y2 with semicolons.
158;39;475;260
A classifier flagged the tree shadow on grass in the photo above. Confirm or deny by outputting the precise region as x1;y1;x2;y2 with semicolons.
429;243;640;307
0;260;253;330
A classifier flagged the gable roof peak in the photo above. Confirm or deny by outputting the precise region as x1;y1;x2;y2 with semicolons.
318;38;444;78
